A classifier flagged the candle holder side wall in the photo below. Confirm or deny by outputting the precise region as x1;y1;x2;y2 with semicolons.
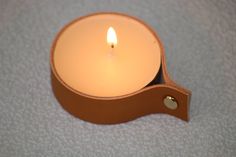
50;12;191;124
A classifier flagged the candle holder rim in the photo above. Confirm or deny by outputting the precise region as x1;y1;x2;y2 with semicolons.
50;12;167;100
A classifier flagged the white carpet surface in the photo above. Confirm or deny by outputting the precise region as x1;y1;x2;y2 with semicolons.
0;0;236;156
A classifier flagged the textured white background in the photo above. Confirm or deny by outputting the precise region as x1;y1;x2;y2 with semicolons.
0;0;236;156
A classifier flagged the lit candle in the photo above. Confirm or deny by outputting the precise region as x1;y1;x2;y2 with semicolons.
53;13;161;97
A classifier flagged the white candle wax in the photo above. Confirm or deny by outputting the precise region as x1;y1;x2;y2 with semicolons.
53;13;161;97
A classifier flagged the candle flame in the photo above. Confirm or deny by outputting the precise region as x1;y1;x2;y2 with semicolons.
107;27;117;48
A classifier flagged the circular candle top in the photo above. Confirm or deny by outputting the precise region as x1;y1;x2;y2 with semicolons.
53;13;161;97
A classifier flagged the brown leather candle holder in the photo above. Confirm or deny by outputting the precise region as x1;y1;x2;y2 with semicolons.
50;13;191;124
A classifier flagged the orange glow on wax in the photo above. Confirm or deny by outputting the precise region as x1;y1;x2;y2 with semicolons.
54;14;161;97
